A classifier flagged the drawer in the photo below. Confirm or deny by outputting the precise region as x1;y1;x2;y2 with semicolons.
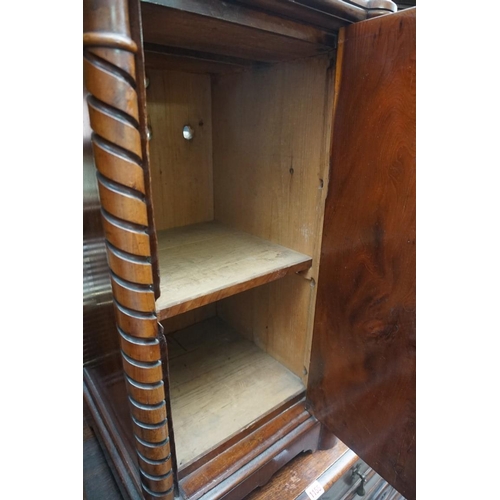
319;458;371;500
321;458;405;500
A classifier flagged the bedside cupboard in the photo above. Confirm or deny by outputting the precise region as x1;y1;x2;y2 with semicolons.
83;1;416;499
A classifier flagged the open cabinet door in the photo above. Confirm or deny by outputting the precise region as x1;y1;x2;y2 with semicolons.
307;8;416;500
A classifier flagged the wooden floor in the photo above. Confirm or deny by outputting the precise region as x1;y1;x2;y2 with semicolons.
155;221;312;320
167;317;305;468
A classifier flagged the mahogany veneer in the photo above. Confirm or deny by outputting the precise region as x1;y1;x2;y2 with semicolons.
83;1;415;499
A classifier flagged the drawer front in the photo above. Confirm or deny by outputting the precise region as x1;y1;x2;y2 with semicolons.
320;458;371;500
320;458;406;500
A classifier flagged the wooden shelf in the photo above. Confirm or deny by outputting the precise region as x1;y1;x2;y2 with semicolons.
155;221;312;320
167;317;305;468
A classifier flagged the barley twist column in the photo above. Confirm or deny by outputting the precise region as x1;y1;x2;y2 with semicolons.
83;1;173;498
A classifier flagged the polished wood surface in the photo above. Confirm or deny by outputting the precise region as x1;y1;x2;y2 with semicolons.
85;350;176;498
129;0;162;299
83;1;173;498
180;401;321;500
308;9;416;500
234;0;350;30
84;366;143;499
140;0;336;63
85;412;407;500
236;0;394;25
144;44;254;74
245;441;353;500
83;74;118;366
84;1;415;498
155;222;312;320
85;352;321;500
145;0;334;43
166;317;305;468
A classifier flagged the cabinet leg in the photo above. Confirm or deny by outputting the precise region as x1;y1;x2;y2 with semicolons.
318;423;338;450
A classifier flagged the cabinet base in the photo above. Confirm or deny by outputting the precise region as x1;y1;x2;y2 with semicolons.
84;374;142;500
180;401;321;500
84;363;323;500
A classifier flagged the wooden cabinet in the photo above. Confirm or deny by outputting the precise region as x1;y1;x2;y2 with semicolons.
83;1;415;499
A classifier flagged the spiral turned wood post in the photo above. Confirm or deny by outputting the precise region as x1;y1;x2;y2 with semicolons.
83;1;173;498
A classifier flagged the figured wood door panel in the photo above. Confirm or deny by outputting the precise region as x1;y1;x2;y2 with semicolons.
308;8;415;500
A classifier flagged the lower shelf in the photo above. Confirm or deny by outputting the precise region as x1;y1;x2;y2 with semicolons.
167;317;305;468
83;315;309;499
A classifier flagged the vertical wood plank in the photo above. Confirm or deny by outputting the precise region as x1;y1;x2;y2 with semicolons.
148;69;213;230
213;55;335;381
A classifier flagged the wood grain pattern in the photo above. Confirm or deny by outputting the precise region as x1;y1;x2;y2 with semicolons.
166;317;305;468
213;55;335;382
83;74;119;366
143;0;337;45
85;353;174;499
181;401;308;492
85;352;314;500
83;1;173;498
84;375;143;500
106;241;154;285
129;0;162;300
180;401;321;500
140;0;335;63
145;48;248;75
308;9;416;500
161;303;217;335
212;55;333;257
217;273;313;380
234;0;349;31
155;222;312;320
147;69;214;230
300;453;369;500
84;412;406;500
245;441;353;500
274;448;405;500
199;419;321;500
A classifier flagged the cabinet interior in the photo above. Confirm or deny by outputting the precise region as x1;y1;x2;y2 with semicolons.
84;4;416;498
145;48;335;469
